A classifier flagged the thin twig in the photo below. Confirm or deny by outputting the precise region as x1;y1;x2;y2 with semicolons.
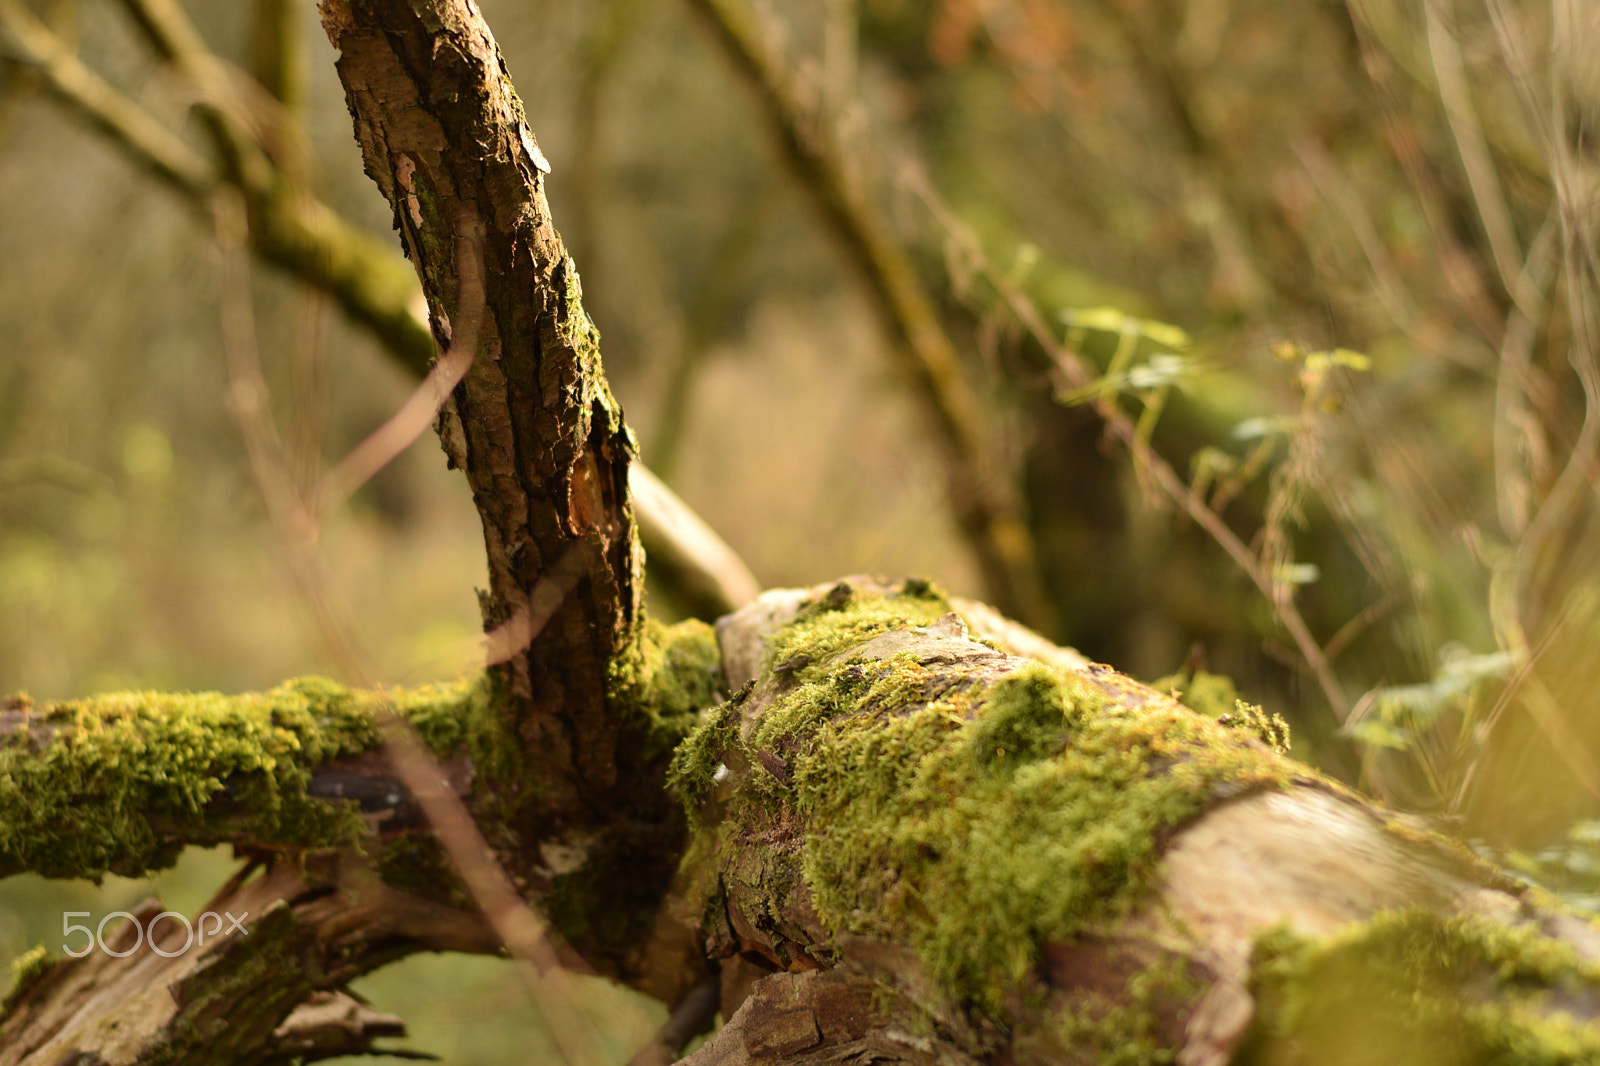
1424;0;1525;304
1345;0;1507;347
0;0;213;196
1491;211;1559;540
118;0;286;191
632;464;761;616
313;306;479;523
1482;0;1600;635
5;0;761;624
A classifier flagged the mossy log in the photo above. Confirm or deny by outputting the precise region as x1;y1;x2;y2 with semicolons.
7;578;1600;1063
675;577;1600;1066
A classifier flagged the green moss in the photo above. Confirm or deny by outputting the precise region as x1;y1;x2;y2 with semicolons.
1;946;53;1020
557;254;602;360
611;617;726;759
0;676;481;880
668;698;740;819
970;668;1093;774
797;662;1289;1007
1152;669;1290;754
676;582;1295;1019
389;677;482;757
1244;909;1600;1065
760;578;954;685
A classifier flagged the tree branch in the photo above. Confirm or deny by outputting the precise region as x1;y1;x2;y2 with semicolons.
0;678;478;880
0;851;498;1064
318;0;727;992
0;0;212;197
1;0;763;619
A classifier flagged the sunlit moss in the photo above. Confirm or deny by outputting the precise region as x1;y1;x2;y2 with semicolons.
1152;668;1290;754
611;617;725;758
0;945;52;1021
1243;909;1600;1065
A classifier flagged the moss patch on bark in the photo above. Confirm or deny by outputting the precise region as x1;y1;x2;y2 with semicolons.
673;580;1295;1014
0;676;480;879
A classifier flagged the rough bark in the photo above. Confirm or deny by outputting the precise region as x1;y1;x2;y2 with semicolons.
319;0;702;986
0;0;763;614
0;852;497;1065
0;0;708;1056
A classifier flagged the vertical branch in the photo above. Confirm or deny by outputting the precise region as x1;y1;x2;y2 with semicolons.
322;0;642;730
319;0;718;989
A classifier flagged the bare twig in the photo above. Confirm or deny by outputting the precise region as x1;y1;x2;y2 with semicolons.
1290;135;1434;360
0;0;212;196
1424;0;1525;304
622;975;719;1066
1492;212;1560;540
374;713;611;1066
313;312;477;524
248;0;305;112
632;463;761;617
1481;0;1600;636
1345;1;1508;348
1072;0;1270;313
3;0;759;620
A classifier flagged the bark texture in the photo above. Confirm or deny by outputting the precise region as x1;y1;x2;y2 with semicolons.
320;0;700;984
0;852;497;1065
